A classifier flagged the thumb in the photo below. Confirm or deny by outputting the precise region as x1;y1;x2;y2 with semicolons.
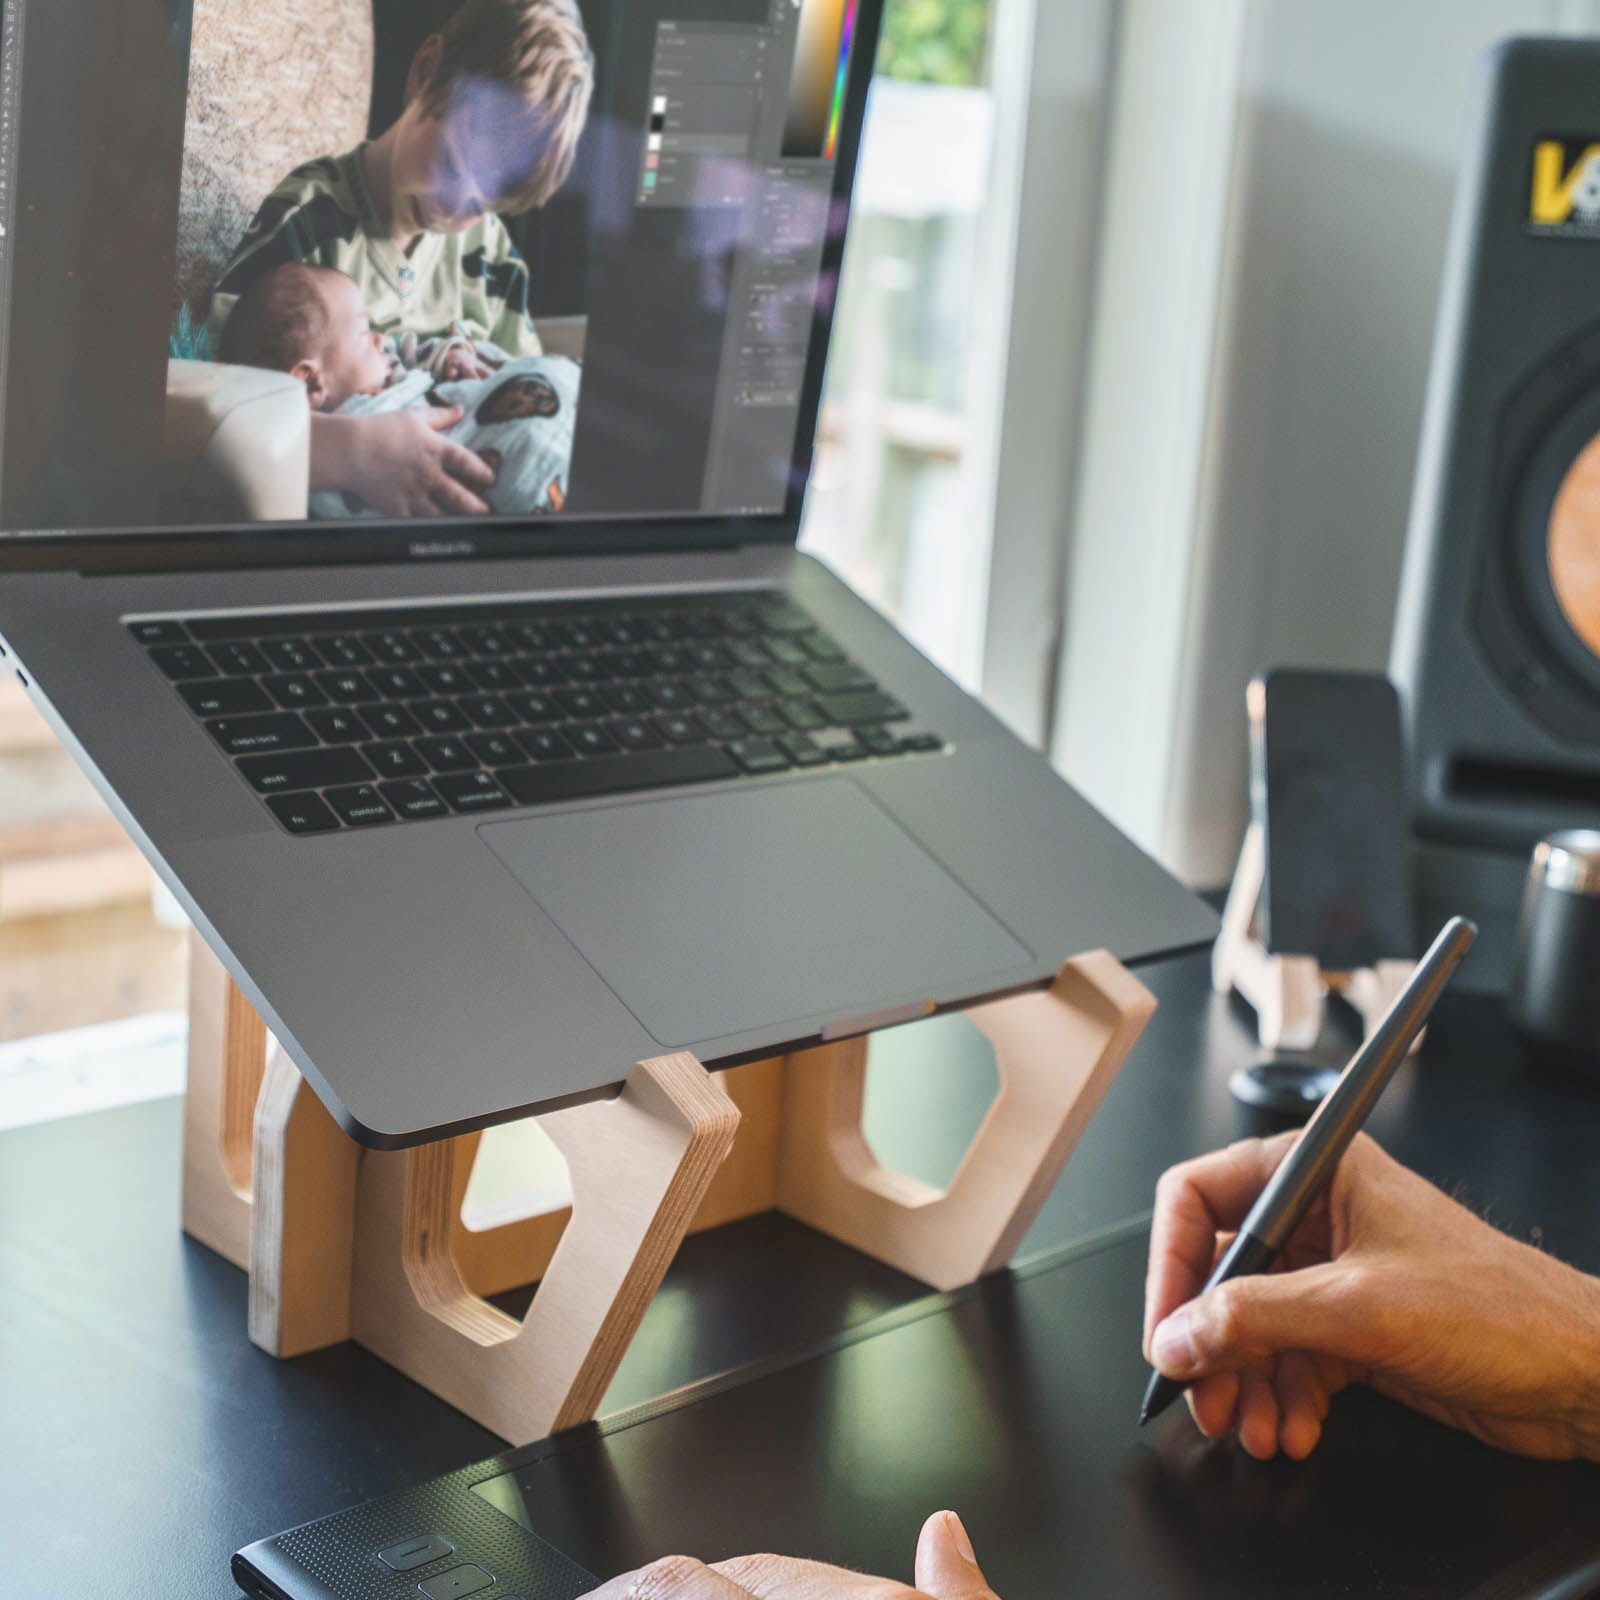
423;403;465;429
914;1511;1000;1600
1150;1263;1359;1379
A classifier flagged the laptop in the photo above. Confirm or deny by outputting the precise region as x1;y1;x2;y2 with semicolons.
0;0;1216;1146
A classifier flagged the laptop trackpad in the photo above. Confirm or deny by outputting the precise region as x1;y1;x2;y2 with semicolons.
479;778;1034;1048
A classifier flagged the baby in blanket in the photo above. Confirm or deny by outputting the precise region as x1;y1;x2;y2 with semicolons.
217;261;577;517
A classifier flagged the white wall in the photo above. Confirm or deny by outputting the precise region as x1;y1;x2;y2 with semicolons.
1052;0;1600;883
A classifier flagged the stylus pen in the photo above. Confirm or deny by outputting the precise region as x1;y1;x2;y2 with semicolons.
1138;914;1477;1427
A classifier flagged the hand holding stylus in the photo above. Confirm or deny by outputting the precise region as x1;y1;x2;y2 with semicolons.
1142;1130;1600;1461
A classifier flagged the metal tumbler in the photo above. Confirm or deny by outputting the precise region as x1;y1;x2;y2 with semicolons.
1507;829;1600;1071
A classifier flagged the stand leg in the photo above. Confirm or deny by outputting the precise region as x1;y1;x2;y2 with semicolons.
774;950;1156;1291
349;1053;740;1444
181;930;268;1267
1339;960;1425;1053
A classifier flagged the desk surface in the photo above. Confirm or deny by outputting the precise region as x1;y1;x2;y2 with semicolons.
4;950;1600;1598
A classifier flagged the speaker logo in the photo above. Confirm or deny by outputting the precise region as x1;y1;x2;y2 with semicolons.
1528;137;1600;236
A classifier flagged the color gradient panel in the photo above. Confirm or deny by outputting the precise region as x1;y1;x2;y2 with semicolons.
782;0;856;160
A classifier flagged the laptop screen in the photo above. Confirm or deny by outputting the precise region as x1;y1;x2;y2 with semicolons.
0;0;875;555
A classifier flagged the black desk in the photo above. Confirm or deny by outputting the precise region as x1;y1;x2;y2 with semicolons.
4;950;1600;1598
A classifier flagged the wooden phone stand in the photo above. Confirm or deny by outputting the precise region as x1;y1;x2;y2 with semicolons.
1213;822;1419;1052
182;931;1155;1443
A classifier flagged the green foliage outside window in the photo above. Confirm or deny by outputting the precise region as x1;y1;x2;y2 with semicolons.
877;0;990;88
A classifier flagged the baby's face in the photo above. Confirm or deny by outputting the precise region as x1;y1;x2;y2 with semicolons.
312;274;395;408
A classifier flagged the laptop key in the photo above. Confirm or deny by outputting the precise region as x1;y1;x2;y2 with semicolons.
366;631;421;664
128;620;190;646
179;679;272;718
432;771;512;814
802;661;875;693
260;636;321;672
612;718;664;752
901;731;945;753
416;699;471;734
778;733;828;767
650;681;696;711
777;698;825;731
600;683;651;714
814;690;909;726
314;634;373;667
764;667;810;698
687;674;736;705
379;779;449;821
759;603;813;634
653;714;708;746
206;641;271;677
466;659;520;692
511;655;561;687
419;664;472;696
415;627;467;660
364;740;428;779
738;704;786;736
798;631;846;662
370;667;425;700
556;689;605;720
307;708;370;744
467;732;524;767
263;673;329;711
859;725;901;757
265;792;341;835
459;625;513;656
150;644;212;680
207;713;315;756
499;744;738;806
366;702;422;738
314;669;379;704
701;709;747;742
765;638;811;667
569;723;621;757
515;727;576;762
324;784;395;827
416;736;479;773
461;695;517;729
508;691;560;724
236;746;374;793
729;738;790;774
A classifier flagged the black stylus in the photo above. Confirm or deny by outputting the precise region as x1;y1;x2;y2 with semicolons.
1138;915;1477;1427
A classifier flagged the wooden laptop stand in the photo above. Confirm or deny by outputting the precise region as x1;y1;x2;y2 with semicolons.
1213;822;1419;1051
181;931;1155;1443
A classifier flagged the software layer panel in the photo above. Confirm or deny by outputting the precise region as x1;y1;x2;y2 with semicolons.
639;24;772;206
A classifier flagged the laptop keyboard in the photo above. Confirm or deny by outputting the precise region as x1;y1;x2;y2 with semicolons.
129;592;946;835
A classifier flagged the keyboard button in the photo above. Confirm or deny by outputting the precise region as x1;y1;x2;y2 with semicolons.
799;631;846;662
150;644;212;680
260;636;321;672
265;792;341;835
764;668;810;698
778;733;828;768
313;634;373;667
728;670;775;700
366;702;422;738
727;639;770;669
466;659;520;692
509;623;555;652
236;747;374;793
206;641;270;677
515;727;576;762
760;602;812;634
376;1535;454;1573
460;625;513;656
179;679;272;718
550;620;599;650
765;638;811;667
569;723;621;757
416;699;471;734
729;738;790;774
467;732;524;767
324;784;395;827
207;713;315;756
370;666;425;700
601;683;651;715
379;779;449;821
419;663;473;697
500;744;737;806
461;695;517;729
415;627;466;659
511;655;561;687
802;661;875;693
366;630;420;664
432;771;512;813
777;698;825;731
314;669;379;704
685;642;730;670
701;709;746;742
738;705;786;736
508;691;560;724
686;674;735;706
814;690;909;726
418;1563;496;1600
650;681;696;711
901;731;945;753
653;715;708;746
859;725;900;757
556;688;605;720
563;655;605;683
611;718;663;752
263;673;329;711
416;736;479;773
364;740;428;779
128;620;189;646
307;707;369;744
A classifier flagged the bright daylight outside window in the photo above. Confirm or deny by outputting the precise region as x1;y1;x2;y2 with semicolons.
799;0;999;690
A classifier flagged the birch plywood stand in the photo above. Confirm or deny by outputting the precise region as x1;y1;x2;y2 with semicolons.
181;932;1154;1444
1213;822;1419;1052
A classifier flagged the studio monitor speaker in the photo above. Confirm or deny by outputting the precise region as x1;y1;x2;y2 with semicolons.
1393;36;1600;854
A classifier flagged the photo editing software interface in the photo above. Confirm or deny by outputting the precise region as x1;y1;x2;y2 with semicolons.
0;0;864;541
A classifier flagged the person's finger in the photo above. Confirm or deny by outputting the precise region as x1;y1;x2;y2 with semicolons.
582;1554;754;1599
713;1552;916;1597
441;440;497;489
422;403;466;430
430;476;493;516
1185;1370;1240;1438
1150;1261;1365;1381
1234;1362;1281;1459
1143;1135;1297;1353
913;1510;1001;1600
1273;1350;1329;1460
